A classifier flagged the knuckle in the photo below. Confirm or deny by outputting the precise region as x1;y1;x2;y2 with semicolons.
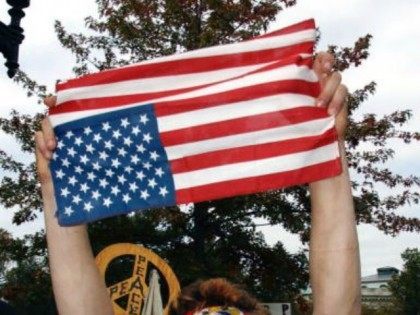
321;51;330;57
34;131;43;143
340;84;349;94
41;120;48;133
43;96;55;107
332;71;342;81
330;97;341;107
41;118;49;129
319;88;328;99
316;51;327;62
42;119;53;136
327;52;335;61
37;170;51;184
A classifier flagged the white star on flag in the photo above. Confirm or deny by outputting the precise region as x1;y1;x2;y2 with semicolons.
140;189;150;200
122;194;131;203
84;202;93;212
61;187;70;197
64;206;74;216
103;197;112;207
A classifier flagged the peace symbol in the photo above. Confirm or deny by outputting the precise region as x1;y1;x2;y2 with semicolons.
95;243;181;315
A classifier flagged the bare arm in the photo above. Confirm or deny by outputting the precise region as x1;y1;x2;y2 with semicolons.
35;114;113;315
309;143;361;314
309;52;361;314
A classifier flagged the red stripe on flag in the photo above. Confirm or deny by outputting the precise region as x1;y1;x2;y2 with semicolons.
175;158;341;204
170;128;337;173
56;42;314;91
155;80;320;117
160;107;328;146
255;19;315;39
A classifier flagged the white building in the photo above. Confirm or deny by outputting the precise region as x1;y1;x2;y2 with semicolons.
361;266;399;308
301;266;399;309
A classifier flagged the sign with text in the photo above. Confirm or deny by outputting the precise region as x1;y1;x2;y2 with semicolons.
262;303;292;315
96;243;180;315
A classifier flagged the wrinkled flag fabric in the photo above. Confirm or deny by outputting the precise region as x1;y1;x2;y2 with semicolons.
48;19;341;226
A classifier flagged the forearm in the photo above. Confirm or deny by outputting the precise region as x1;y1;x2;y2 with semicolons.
42;183;113;315
309;142;361;315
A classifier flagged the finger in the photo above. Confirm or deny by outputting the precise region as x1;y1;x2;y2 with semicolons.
42;118;56;150
43;96;57;108
35;137;52;185
334;89;349;140
313;52;335;77
327;84;348;116
318;72;329;89
316;71;342;107
35;131;51;160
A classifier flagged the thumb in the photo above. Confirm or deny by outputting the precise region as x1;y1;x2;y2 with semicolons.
35;132;58;218
35;132;53;186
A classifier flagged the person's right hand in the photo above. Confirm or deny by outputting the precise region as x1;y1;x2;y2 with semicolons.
312;52;348;141
35;96;57;188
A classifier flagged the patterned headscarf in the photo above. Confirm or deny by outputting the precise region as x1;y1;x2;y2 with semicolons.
186;306;244;315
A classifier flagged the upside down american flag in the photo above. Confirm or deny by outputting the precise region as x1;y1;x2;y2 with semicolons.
48;19;342;226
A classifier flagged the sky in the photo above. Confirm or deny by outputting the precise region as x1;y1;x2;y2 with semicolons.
0;0;419;278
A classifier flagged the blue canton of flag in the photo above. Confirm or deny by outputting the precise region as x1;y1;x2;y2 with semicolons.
50;104;176;226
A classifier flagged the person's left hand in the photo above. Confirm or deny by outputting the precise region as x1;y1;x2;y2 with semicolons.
313;52;348;139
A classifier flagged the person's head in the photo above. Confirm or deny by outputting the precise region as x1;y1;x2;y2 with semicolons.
170;278;270;315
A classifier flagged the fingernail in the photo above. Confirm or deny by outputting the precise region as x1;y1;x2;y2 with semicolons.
324;62;332;71
316;99;324;107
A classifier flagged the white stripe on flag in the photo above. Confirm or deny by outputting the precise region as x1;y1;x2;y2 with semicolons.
133;62;317;101
164;117;335;160
173;142;339;189
56;62;273;104
157;94;316;132
50;64;318;127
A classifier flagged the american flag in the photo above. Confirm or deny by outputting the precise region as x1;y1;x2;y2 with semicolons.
49;19;341;226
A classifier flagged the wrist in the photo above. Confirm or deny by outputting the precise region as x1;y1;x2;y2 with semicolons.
309;140;348;189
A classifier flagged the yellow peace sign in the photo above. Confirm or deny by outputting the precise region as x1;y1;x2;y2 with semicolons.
95;243;180;315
